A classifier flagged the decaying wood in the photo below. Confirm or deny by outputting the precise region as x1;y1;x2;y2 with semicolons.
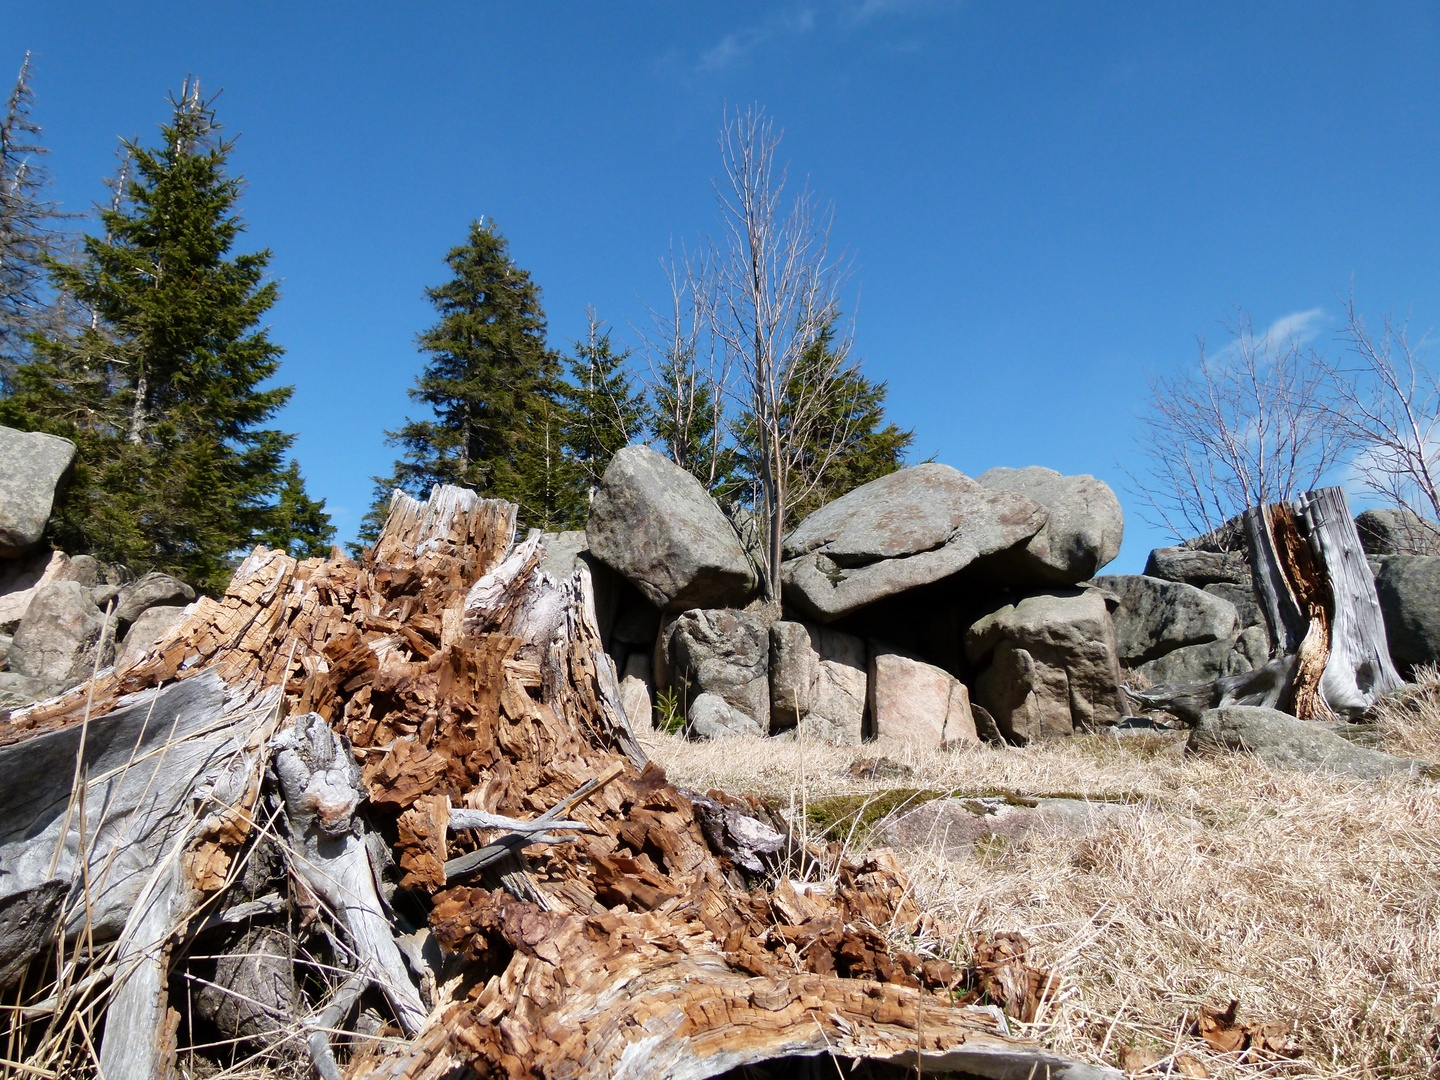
0;484;1119;1080
1138;487;1405;723
1300;487;1405;713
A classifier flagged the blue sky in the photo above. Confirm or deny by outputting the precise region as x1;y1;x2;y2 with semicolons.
8;1;1440;571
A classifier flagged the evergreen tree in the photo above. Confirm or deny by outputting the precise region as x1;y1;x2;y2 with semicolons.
359;219;583;544
262;459;336;558
0;53;70;391
1;82;330;590
734;325;913;529
562;308;645;502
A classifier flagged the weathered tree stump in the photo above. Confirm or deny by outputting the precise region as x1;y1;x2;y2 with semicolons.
0;485;1118;1080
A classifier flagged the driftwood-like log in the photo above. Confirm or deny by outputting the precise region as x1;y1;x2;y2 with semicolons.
1127;656;1296;724
0;484;1119;1080
271;712;428;1035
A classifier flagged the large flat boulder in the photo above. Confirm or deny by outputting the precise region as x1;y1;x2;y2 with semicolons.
868;648;978;747
770;621;867;744
0;427;76;558
587;446;757;612
114;571;195;627
1188;705;1429;779
781;464;1047;622
7;580;111;686
1143;547;1250;587
1355;508;1440;556
670;609;770;733
975;466;1123;584
966;589;1123;743
1091;574;1238;666
1372;555;1440;670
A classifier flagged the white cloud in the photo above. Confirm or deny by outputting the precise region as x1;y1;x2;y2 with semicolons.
696;7;816;72
1260;306;1326;348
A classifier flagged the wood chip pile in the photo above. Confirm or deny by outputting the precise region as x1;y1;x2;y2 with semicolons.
0;486;1117;1080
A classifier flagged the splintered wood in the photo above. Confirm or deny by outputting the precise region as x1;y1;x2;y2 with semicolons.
0;485;1110;1080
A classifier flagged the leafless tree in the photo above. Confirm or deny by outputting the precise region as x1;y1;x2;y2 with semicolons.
711;106;855;600
1325;299;1440;524
1131;310;1351;545
634;245;735;492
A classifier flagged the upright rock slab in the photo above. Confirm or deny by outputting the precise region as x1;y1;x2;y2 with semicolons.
587;446;757;611
966;589;1123;743
670;608;770;733
1092;574;1239;665
0;427;76;557
781;464;1047;621
0;549;68;628
770;621;867;744
975;466;1123;584
868;648;978;747
1372;555;1440;670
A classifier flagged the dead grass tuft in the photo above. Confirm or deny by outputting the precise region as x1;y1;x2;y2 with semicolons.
645;727;1440;1078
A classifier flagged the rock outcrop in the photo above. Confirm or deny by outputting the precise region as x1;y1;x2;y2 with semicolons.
975;466;1123;584
782;464;1048;621
966;589;1123;744
587;446;757;611
6;580;112;687
1355;508;1440;556
1371;555;1440;671
0;426;76;557
868;647;978;747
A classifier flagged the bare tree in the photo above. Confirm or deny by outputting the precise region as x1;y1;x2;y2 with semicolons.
635;246;735;492
711;106;855;600
1131;310;1350;544
1325;299;1440;524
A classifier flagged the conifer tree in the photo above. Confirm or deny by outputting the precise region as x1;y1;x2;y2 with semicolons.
734;325;913;529
360;219;583;543
562;308;645;502
2;81;330;590
0;53;70;391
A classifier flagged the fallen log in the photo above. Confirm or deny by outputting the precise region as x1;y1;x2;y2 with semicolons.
0;484;1119;1080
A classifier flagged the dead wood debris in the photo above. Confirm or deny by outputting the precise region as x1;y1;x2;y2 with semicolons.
0;485;1119;1080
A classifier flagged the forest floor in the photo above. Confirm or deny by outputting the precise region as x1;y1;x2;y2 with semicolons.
646;677;1440;1079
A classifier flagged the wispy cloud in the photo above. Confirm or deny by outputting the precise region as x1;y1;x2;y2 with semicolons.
1261;306;1326;347
842;0;946;26
697;7;816;72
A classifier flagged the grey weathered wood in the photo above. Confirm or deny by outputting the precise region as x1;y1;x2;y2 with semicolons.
447;808;588;833
568;562;648;768
462;533;545;637
0;879;66;992
270;712;426;1036
305;969;368;1080
1244;504;1307;657
1126;655;1296;724
1300;487;1406;714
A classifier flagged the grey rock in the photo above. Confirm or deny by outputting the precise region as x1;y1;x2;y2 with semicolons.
1183;514;1248;553
1355;508;1440;556
770;621;866;743
90;583;122;610
1144;547;1250;587
8;581;112;685
0;549;67;628
587;446;757;611
975;466;1124;583
0;427;76;557
537;530;589;578
1202;581;1263;629
966;589;1124;743
781;464;1048;621
689;691;763;740
669;608;770;732
868;647;978;747
1091;574;1238;665
0;671;56;709
1189;705;1430;779
1136;636;1252;686
0;633;9;671
114;605;188;671
1372;555;1440;669
882;795;1145;861
1234;625;1271;670
114;571;195;626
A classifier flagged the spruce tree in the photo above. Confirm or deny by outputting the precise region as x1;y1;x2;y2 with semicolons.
562;308;644;502
2;82;330;590
0;53;70;391
360;219;583;542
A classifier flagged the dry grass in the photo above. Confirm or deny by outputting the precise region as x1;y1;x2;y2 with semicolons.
644;688;1440;1079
